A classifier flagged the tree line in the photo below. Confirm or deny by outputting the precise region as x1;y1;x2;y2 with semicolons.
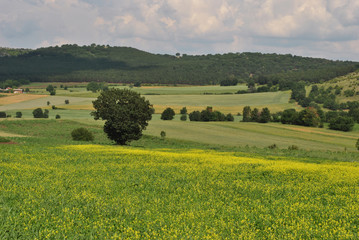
0;44;357;86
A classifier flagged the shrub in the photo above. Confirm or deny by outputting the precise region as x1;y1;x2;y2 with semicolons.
15;112;22;118
0;136;11;143
288;145;299;150
65;100;70;104
71;128;94;141
160;131;166;139
33;108;44;118
225;113;234;121
161;108;175;120
180;107;187;115
52;105;57;109
189;111;201;121
55;114;61;119
0;112;6;118
180;114;187;121
329;116;355;132
268;144;278;149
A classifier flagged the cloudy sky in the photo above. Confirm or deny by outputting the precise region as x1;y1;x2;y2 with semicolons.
1;0;359;61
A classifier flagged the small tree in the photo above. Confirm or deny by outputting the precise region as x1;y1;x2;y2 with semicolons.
15;112;22;118
180;114;187;121
161;108;175;120
329;116;355;132
189;111;201;121
0;112;6;118
180;107;187;115
259;108;271;123
250;108;259;122
47;101;50;106
71;128;94;141
65;99;70;104
91;88;152;145
225;113;234;121
33;108;44;118
242;106;251;122
160;130;166;139
46;84;56;95
56;114;61;119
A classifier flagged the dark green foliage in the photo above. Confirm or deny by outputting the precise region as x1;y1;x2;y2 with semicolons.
0;136;11;143
65;99;70;104
288;145;299;150
329;116;355;132
161;108;175;120
291;82;306;102
298;108;321;127
349;107;359;123
87;81;107;93
71;128;94;141
188;108;231;122
344;89;355;97
0;45;356;85
356;139;359;150
0;112;6;118
46;85;55;95
180;114;187;121
32;108;47;118
180;107;187;115
134;82;141;87
225;113;234;121
268;144;278;149
91;88;152;145
160;130;166;139
250;108;259;122
47;101;50;106
188;111;201;121
56;114;61;119
259;108;271;123
15;112;22;118
52;105;57;109
281;109;298;124
220;77;238;86
242;106;251;122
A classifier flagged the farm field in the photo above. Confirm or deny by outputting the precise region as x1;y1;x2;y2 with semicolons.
1;119;359;239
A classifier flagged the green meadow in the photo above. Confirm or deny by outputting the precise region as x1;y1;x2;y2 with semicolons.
1;119;359;239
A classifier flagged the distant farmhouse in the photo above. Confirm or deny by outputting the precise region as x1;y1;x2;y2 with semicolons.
0;87;23;93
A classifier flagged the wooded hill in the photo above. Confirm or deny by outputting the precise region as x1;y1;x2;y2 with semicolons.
0;44;358;86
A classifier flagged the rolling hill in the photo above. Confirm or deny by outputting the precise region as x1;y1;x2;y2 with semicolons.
0;44;358;86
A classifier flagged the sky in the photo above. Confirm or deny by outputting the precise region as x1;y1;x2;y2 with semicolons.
1;0;359;61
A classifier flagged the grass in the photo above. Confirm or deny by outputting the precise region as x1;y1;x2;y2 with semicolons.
146;115;359;152
1;127;359;238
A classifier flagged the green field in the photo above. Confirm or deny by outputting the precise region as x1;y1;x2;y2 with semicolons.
1;120;359;239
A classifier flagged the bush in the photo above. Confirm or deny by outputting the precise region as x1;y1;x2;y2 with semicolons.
0;136;11;143
268;144;278;149
52;105;57;109
65;100;70;104
0;112;6;118
160;130;166;139
161;108;175;120
55;114;61;119
71;128;94;141
288;145;299;150
329;116;355;132
33;108;44;118
15;112;22;118
180;114;187;121
225;113;234;121
180;107;187;114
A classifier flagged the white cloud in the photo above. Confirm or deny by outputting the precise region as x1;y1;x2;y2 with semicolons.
0;0;358;60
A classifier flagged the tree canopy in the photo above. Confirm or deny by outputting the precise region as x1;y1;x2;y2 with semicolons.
91;88;153;145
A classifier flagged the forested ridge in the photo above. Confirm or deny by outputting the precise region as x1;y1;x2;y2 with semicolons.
0;44;358;85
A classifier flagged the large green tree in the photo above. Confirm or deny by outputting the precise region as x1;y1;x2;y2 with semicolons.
91;88;153;145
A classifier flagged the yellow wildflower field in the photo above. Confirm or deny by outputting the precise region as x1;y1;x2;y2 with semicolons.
1;144;359;239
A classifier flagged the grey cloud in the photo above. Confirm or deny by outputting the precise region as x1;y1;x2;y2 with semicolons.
0;0;358;60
